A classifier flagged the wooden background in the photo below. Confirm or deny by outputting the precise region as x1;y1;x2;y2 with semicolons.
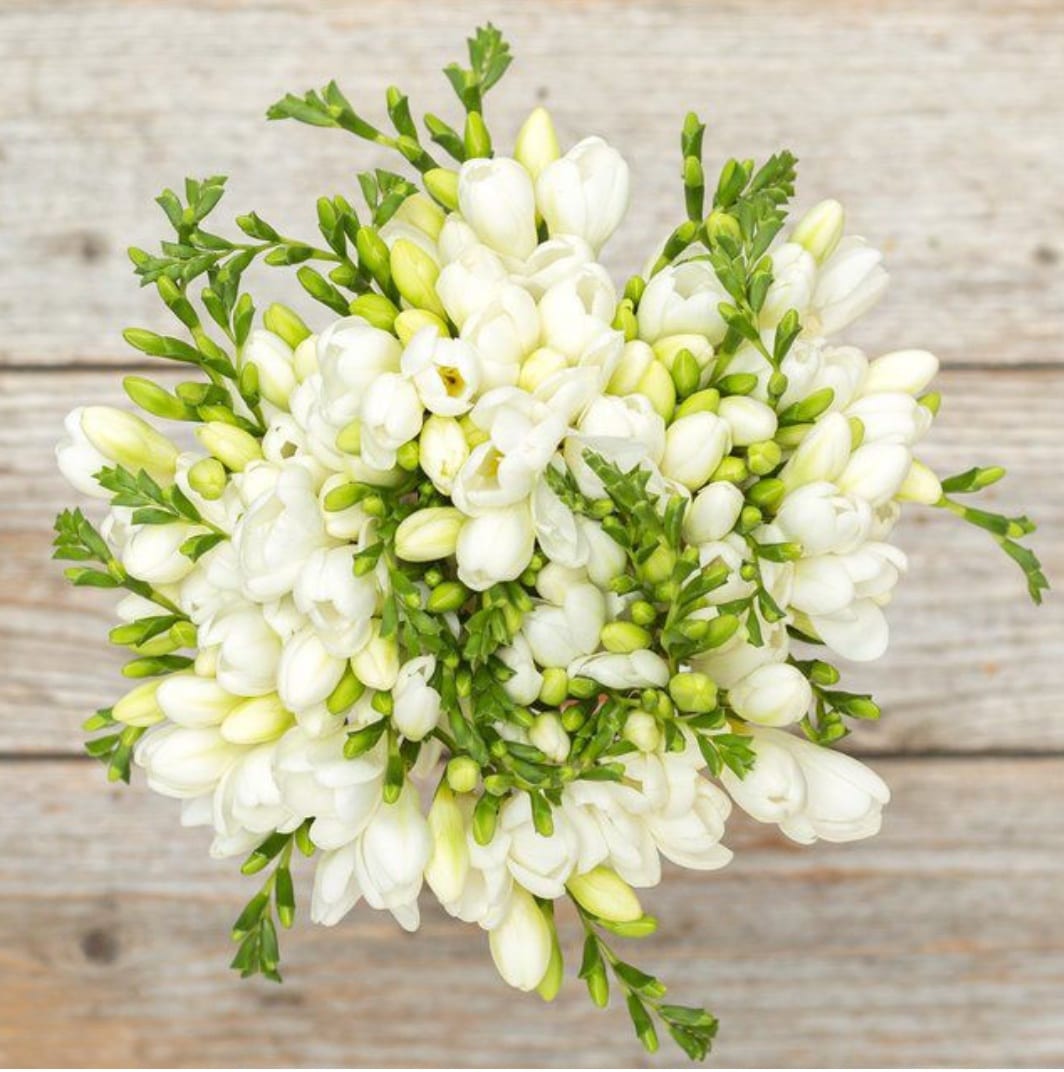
1;0;1062;1066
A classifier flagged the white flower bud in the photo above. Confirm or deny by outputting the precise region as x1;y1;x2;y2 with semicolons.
157;673;240;728
498;635;545;706
781;412;852;491
458;156;538;260
836;443;912;506
529;713;571;763
790;199;845;263
435;243;508;329
566;866;643;923
400;328;480;416
861;349;939;396
728;663;813;727
419;415;470;495
538;264;617;359
896;459;943;505
393;655;442;741
660;412;731;490
511;236;594;301
351;620;400;691
278;627;346;712
424;784;471;905
637;260;728;344
535;136;630;253
514;106;561;180
684;482;745;545
122;523;198;584
760;242;817;326
241;329;297;408
718;395;778;447
489;888;553;992
134;725;240;798
456;504;535;591
195;422;263;472
79;406;179;482
567;650;670;689
55;408;114;498
395;507;465;562
623;710;661;752
220;693;294;744
112;680;165;727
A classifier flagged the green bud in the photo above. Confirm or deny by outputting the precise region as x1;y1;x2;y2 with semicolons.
568;676;599;699
560;706;586;733
849;416;865;449
612;299;638;341
919;391;941;415
675;387;720;418
323;482;365;512
123;376;192;420
703;614;741;649
463;110;492;158
641;544;676;585
355;227;392;291
427;581;470;613
738;505;763;532
262;303;310;348
747;439;782;476
195;422;262;472
390;238;447;319
779;387;835;425
326;665;365;715
396;440;420;471
711;456;747;484
539;667;569;707
446;755;480;794
335;420;361;454
349;292;400;332
767;369;789;400
624;276;646;305
747;477;786;513
536;925;565;1003
670;348;701;397
185;456;227;500
809;660;840;686
601;621;652;653
668;671;718;714
472;792;502;846
715;372;759;396
630;600;657;627
705;209;742;245
424;167;459;211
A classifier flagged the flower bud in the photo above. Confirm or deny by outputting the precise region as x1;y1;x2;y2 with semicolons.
424;783;470;904
790;199;845;263
515;106;561;180
684;482;744;545
747;440;782;476
122;523;197;585
458;156;538;260
241;329;297;408
113;679;165;727
861;348;940;396
661;412;731;490
897;459;943;505
600;621;651;653
187;457;227;500
156;673;239;727
351;621;400;691
718;395;778;447
263;302;311;348
668;671;718;713
489;888;553;992
195;422;263;472
390;238;447;320
278;628;346;713
293;334;318;381
623;710;661;752
395;506;465;562
394;192;446;240
529;712;571;763
538;667;569;707
566;866;643;923
417;415;469;496
424;167;459;211
728;663;812;727
780;412;851;491
220;693;294;744
394;308;450;346
80;406;178;481
349;292;400;332
456;505;535;591
446;756;480;794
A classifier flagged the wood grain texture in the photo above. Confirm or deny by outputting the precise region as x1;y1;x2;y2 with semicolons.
1;758;1062;1068
3;367;1059;756
3;1;1063;1068
1;0;1062;367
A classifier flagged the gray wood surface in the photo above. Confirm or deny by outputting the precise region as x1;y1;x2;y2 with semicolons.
1;0;1062;1067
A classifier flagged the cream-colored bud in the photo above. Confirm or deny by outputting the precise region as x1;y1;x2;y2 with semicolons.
897;459;943;504
514;107;561;180
220;693;294;744
566;866;643;923
293;334;319;382
518;347;569;392
623;710;661;752
187;457;227;500
195;422;263;472
790;198;845;263
81;406;178;481
394;192;446;240
390;239;447;320
113;679;165;727
529;713;571;763
394;507;465;562
424;783;470;904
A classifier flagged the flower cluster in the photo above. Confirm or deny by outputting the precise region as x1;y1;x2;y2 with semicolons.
54;26;1045;1061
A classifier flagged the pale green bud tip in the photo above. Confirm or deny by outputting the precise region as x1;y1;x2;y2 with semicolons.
515;106;560;179
112;680;164;727
536;934;564;1003
188;457;227;500
81;406;178;478
669;671;718;713
446;756;480;794
601;620;652;653
390;239;446;320
566;867;643;924
538;667;569;707
424;168;459;210
335;420;361;454
195;422;262;472
349;293;399;332
791;198;845;263
262;303;311;348
394;308;449;346
426;580;469;613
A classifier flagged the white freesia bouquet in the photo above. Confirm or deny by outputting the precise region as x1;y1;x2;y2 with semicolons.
54;26;1046;1061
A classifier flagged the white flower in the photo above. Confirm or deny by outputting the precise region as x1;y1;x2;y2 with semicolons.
122;523;199;585
156;673;240;728
455;504;536;591
810;237;889;336
684;482;745;545
790;198;845;263
860;348;939;396
660;412;731;490
210;743;295;858
488;887;552;992
134;724;242;799
530;475;588;570
836;443;913;505
458;156;538;260
775;482;873;556
722;726;889;843
500;792;581;899
578;394;665;464
359;372;424;470
200;607;282;698
717;395;778;447
240;329;297;408
780;412;853;491
538;264;617;358
418;415;470;496
460;284;541;390
277;626;346;712
644;777;733;871
497;634;544;706
535;136;630;253
400;327;481;416
233;463;331;603
760;242;817;326
316;317;403;426
392;655;442;741
424;784;472;906
509;235;593;300
292;546;376;658
523;579;605;667
435;243;508;330
350;619;400;691
55;407;114;498
728;663;812;727
567;650;670;689
637;261;728;344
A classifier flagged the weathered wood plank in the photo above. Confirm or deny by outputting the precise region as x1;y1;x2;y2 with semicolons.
1;366;1059;755
0;757;1061;1067
1;0;1062;367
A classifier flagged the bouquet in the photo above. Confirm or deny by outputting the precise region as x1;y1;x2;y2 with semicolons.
53;25;1046;1061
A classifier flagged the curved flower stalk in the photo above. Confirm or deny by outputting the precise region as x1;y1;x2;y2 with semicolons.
53;24;1046;1064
